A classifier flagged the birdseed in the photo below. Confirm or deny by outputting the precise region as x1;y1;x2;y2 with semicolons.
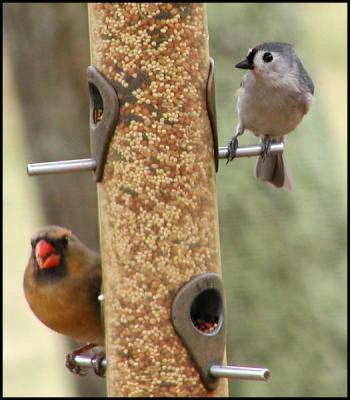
88;3;227;397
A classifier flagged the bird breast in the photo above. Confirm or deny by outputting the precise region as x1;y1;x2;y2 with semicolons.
238;76;307;137
23;270;104;345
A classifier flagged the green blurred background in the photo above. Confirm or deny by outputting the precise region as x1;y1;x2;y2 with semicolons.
3;3;347;397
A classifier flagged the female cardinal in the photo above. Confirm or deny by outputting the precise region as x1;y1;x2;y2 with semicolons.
23;225;105;377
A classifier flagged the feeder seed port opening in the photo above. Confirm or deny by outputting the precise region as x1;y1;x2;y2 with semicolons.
190;287;224;336
89;81;104;125
171;273;226;391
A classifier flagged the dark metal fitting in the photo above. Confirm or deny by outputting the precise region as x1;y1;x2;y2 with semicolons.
206;58;219;172
171;272;226;391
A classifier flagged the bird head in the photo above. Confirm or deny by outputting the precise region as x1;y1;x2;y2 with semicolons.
30;226;72;271
235;42;301;88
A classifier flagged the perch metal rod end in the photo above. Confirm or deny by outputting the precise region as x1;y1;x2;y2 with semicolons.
73;354;107;369
209;365;270;381
27;158;97;176
218;142;284;160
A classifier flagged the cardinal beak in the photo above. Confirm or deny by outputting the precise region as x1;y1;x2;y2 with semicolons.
235;58;254;70
35;240;60;269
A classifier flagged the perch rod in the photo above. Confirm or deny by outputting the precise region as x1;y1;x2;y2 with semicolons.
26;143;284;176
72;355;270;382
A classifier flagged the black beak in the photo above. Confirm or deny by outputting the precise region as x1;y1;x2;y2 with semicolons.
235;58;254;70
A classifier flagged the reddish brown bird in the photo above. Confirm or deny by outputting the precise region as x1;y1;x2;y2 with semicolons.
23;225;105;377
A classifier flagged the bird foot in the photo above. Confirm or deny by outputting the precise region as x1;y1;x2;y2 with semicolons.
91;351;106;378
261;137;272;161
65;352;88;376
226;137;239;163
65;343;97;376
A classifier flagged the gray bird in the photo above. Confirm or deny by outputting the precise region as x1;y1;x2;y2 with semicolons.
227;42;314;190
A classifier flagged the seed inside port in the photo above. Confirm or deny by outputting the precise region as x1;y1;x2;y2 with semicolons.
190;288;222;335
89;82;104;124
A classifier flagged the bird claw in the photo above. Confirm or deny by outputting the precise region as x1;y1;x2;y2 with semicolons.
261;137;272;161
226;137;239;163
64;342;97;376
65;352;88;376
65;346;105;378
91;352;106;378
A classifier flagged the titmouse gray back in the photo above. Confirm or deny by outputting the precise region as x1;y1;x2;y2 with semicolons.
233;42;314;190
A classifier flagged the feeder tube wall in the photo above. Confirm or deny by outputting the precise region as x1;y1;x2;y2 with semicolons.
88;3;228;396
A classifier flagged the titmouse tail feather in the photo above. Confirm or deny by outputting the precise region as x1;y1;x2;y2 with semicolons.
255;152;293;191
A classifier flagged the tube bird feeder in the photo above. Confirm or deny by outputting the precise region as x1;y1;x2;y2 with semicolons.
27;2;275;396
88;3;228;397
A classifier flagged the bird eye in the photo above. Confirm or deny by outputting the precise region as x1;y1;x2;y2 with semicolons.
262;52;273;62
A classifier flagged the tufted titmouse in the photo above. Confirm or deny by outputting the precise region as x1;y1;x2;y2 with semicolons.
227;42;314;190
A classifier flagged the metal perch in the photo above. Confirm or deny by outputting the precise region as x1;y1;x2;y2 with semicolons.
27;143;284;176
72;354;270;382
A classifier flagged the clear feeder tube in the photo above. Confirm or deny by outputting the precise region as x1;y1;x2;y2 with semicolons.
88;3;228;397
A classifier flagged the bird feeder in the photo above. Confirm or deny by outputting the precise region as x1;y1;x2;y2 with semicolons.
88;4;228;396
27;3;278;397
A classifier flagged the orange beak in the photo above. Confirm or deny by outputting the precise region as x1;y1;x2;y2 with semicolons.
35;240;60;269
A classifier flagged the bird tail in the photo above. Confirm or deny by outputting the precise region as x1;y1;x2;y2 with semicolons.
255;138;293;191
